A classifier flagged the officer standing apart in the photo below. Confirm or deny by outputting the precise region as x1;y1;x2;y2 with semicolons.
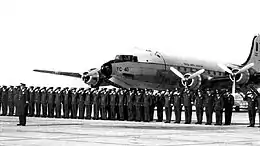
16;83;29;126
244;90;257;127
223;90;234;125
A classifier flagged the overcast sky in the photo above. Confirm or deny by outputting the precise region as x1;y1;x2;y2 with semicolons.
1;0;260;88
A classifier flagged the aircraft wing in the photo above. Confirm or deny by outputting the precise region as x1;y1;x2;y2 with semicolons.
33;69;82;78
108;76;133;89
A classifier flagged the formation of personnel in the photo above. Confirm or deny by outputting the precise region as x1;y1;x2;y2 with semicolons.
0;85;260;127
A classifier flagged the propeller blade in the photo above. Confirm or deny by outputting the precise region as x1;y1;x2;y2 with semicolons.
217;64;233;74
170;67;185;80
232;78;236;97
188;69;205;79
236;63;254;75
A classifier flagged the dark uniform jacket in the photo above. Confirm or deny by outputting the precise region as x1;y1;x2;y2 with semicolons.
84;91;92;105
183;91;192;106
214;94;224;111
16;88;28;116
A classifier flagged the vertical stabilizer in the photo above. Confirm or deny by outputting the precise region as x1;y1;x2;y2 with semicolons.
242;35;260;72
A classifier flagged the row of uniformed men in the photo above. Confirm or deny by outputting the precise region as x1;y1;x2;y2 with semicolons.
0;85;259;126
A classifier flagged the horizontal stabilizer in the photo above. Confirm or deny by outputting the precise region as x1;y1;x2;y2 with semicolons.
33;69;82;78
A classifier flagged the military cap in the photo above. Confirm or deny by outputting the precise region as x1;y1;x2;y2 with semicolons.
20;83;26;86
29;86;34;88
9;85;14;88
48;87;53;89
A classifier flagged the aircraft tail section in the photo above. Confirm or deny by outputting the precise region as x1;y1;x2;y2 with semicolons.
242;35;260;72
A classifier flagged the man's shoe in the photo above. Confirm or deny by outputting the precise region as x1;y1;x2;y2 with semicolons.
205;123;211;125
164;121;170;123
247;125;255;127
174;121;180;124
17;124;22;126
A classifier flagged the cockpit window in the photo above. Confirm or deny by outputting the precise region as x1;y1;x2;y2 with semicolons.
115;55;138;62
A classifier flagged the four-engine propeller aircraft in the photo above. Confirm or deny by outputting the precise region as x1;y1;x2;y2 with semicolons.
34;35;260;95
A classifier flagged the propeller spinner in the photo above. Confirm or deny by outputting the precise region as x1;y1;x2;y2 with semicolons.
217;63;254;96
170;67;205;87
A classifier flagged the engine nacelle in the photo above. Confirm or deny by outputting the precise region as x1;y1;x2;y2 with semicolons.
229;69;250;85
181;73;202;90
82;68;101;87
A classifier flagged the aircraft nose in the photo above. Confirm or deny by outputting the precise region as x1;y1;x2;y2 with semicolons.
101;62;112;78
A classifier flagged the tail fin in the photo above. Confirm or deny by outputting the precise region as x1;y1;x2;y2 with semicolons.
242;35;260;72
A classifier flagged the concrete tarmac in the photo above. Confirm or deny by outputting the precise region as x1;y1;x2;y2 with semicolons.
0;112;260;146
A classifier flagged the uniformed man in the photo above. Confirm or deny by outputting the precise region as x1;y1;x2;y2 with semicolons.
195;89;204;124
155;91;163;122
77;88;85;119
256;91;260;128
143;89;151;122
1;86;8;116
47;87;55;118
214;89;224;125
110;88;117;120
54;87;62;118
204;88;214;125
244;90;257;127
127;88;135;121
93;88;101;120
164;89;173;123
135;89;143;122
40;87;47;117
173;88;182;123
28;86;35;117
7;86;15;116
84;88;92;119
149;90;156;121
100;88;108;120
106;89;111;120
223;90;234;125
183;88;192;124
123;89;128;121
14;86;20;116
34;87;41;117
62;87;70;118
70;88;78;119
118;88;126;121
16;83;29;126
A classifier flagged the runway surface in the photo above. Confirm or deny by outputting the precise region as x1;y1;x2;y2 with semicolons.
0;112;260;146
